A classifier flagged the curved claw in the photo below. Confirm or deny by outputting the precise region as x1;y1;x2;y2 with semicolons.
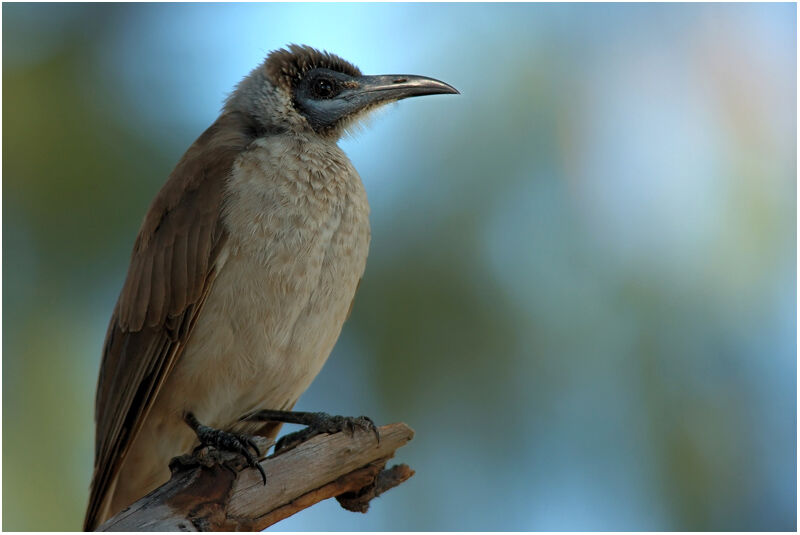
184;412;267;485
251;457;267;485
239;434;262;458
360;416;381;444
345;417;356;436
227;435;266;485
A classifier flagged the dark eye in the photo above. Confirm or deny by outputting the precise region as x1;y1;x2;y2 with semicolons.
312;77;336;98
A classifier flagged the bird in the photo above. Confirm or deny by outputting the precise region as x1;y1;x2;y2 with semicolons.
83;44;458;530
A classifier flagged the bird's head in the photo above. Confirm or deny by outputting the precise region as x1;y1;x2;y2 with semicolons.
226;44;458;140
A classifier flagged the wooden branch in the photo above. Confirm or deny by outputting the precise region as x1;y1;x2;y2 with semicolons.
98;423;415;531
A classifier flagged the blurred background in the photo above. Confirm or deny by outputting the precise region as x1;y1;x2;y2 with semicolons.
3;2;796;531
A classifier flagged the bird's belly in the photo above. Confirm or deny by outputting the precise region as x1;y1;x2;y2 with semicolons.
173;215;369;428
183;257;362;422
112;219;368;512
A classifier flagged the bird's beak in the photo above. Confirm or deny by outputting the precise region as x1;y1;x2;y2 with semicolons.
298;73;458;132
342;74;459;108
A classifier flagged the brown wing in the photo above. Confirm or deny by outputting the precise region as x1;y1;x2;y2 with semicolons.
84;112;257;531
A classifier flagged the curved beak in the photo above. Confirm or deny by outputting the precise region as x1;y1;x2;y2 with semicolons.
300;72;458;132
342;74;459;108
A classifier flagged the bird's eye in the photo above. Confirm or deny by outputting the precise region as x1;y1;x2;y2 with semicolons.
312;78;336;99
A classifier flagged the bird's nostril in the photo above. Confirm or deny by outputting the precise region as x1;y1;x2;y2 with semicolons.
393;78;408;84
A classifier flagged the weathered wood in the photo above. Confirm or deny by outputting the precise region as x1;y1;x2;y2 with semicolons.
98;423;415;531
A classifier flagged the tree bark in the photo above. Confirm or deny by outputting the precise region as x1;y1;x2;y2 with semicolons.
97;423;415;531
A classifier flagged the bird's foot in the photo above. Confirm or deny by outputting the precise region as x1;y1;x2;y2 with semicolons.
182;412;267;484
245;410;379;455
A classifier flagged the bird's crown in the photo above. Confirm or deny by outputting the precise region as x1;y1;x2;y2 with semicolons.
265;44;362;92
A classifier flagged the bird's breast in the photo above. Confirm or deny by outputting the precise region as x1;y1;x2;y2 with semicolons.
168;135;370;427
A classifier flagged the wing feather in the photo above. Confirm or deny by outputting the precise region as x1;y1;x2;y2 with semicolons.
84;111;258;531
170;220;189;312
148;239;170;325
185;214;202;305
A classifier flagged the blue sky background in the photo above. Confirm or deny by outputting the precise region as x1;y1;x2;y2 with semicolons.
3;3;796;530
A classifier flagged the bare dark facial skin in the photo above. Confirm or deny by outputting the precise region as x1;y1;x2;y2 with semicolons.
293;67;459;135
293;68;362;132
264;45;457;136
